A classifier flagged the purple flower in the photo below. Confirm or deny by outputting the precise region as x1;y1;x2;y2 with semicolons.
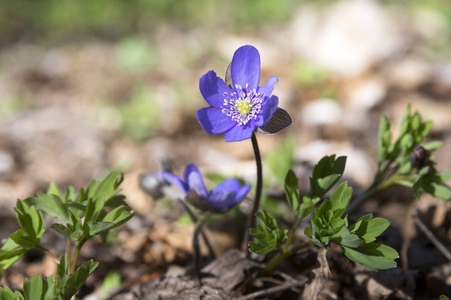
197;45;280;142
158;164;251;213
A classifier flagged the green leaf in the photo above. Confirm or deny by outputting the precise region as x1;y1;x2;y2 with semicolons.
57;254;68;278
0;286;24;300
297;195;320;220
86;172;123;203
358;218;390;243
42;275;60;300
101;207;135;229
284;169;300;214
60;260;98;300
15;200;44;241
439;295;450;300
23;275;43;300
330;182;352;214
422;140;442;151
0;237;28;269
25;193;70;223
310;155;347;198
427;182;451;200
47;181;62;199
50;224;74;243
349;214;391;244
9;230;38;249
85;221;116;237
84;195;106;223
64;186;77;203
248;211;288;255
341;242;398;270
337;227;363;248
438;171;451;182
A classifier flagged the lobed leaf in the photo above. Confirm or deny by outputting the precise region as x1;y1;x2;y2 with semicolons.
310;155;346;198
249;211;287;255
341;242;398;270
25;193;70;223
60;260;98;300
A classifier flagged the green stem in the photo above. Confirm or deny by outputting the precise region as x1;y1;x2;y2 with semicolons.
163;187;215;259
70;243;84;274
260;241;314;277
246;133;263;258
66;240;72;270
282;217;301;253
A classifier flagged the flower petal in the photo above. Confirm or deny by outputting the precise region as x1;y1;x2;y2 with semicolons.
208;190;237;212
231;45;261;90
184;164;208;198
199;71;231;107
259;76;278;99
211;178;241;195
255;95;279;127
197;107;236;134
157;172;188;195
236;184;251;202
223;122;255;142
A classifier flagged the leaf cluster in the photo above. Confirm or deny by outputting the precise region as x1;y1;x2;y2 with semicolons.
0;201;45;269
0;172;134;271
249;155;346;255
305;183;399;270
286;155;346;220
378;105;450;200
248;211;287;255
0;254;97;300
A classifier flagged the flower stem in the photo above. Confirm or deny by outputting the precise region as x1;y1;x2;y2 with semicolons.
193;214;211;282
164;187;215;259
247;133;263;258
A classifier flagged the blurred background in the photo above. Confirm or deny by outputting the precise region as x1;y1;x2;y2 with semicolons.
0;0;450;297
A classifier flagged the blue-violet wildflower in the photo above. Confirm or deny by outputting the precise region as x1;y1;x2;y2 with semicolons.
158;164;251;213
197;45;279;142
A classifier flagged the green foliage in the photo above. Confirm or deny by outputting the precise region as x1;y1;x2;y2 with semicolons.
377;105;451;200
249;211;288;255
305;182;398;270
440;295;450;300
285;155;346;220
285;170;320;220
310;155;347;198
0;200;45;269
0;172;133;298
0;256;97;300
22;172;134;247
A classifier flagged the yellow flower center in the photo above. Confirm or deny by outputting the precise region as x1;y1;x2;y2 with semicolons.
236;98;252;115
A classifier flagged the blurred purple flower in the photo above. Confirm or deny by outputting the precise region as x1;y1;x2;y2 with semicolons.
158;164;251;212
197;45;280;142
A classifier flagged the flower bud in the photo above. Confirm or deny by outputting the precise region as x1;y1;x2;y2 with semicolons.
410;145;432;169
